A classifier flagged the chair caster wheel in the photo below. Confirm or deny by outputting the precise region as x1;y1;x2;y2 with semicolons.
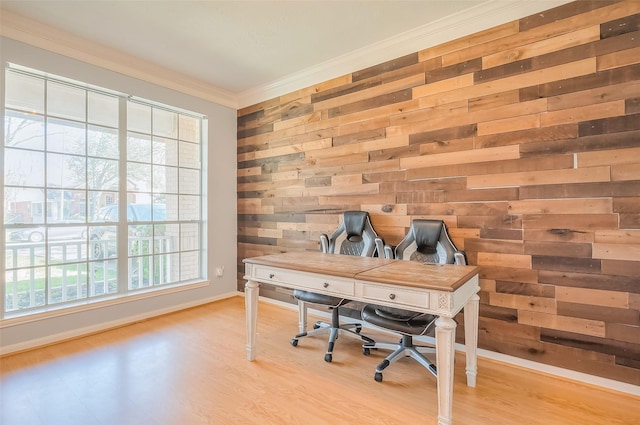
313;324;321;329
290;339;298;347
324;353;332;362
362;347;370;356
374;372;383;382
355;326;362;334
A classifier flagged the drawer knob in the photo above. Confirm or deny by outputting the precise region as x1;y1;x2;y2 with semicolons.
323;282;329;288
269;273;275;279
388;293;396;300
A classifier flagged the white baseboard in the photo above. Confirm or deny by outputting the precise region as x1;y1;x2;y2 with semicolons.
473;347;640;397
257;295;640;397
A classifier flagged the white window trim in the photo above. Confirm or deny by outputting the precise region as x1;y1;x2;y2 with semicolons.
2;64;208;319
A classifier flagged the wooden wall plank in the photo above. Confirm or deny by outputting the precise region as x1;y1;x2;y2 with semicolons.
612;163;640;181
490;292;557;314
557;302;639;325
477;114;540;136
478;252;531;268
540;99;625;127
469;89;519;111
598;45;640;71
539;269;639;293
482;25;601;69
593;242;640;261
556;286;629;308
523;213;619;230
524;228;595;244
508;198;612;214
518;311;606;337
602;259;640;277
467;166;611;189
420;21;519;63
606;323;640;344
519;1;618;32
417;59;597;108
524;241;593;258
595;229;640;244
547;81;640;111
578;146;640;167
471;98;547;125
351;52;419;82
400;145;519;169
314;74;422;111
475;124;578;149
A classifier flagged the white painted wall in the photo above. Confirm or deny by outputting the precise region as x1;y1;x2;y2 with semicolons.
0;37;238;353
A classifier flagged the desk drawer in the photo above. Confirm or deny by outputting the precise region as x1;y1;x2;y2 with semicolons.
252;265;355;297
360;283;430;310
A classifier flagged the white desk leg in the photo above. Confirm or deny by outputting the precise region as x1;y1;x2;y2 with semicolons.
298;300;308;333
245;279;259;361
464;293;480;387
435;316;457;425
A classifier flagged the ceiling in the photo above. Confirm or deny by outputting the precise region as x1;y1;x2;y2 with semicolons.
1;1;570;108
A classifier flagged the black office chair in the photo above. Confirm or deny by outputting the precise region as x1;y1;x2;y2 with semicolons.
290;211;383;362
361;219;467;382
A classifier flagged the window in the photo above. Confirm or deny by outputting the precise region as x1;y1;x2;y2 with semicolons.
3;65;206;317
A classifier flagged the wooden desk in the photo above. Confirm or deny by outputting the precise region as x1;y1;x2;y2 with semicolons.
243;252;480;425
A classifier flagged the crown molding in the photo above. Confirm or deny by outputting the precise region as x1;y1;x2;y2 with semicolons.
0;8;238;109
237;0;572;108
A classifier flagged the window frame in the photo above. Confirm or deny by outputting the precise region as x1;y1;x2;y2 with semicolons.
2;64;208;320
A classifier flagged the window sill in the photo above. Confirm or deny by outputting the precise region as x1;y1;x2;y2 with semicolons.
0;280;210;328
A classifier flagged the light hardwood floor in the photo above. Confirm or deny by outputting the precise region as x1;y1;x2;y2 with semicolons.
1;296;638;425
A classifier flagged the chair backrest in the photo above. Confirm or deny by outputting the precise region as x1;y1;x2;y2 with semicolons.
385;219;466;265
320;211;381;257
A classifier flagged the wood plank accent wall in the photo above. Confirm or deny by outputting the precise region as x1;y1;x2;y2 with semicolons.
237;0;640;386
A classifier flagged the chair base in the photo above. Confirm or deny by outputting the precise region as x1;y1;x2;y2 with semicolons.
363;335;437;382
291;311;375;363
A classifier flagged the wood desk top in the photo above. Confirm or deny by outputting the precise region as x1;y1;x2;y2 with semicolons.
243;251;393;277
356;260;479;292
243;251;480;292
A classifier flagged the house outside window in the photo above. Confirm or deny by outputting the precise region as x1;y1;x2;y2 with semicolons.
2;64;206;317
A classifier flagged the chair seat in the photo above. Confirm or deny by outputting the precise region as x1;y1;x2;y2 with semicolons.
292;289;344;308
362;305;436;336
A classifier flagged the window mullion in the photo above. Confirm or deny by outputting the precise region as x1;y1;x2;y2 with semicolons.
0;69;5;318
117;96;128;292
43;79;50;307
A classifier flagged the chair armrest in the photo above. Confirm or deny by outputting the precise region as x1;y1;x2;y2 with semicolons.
454;251;467;265
383;244;395;259
320;233;329;253
374;237;385;258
